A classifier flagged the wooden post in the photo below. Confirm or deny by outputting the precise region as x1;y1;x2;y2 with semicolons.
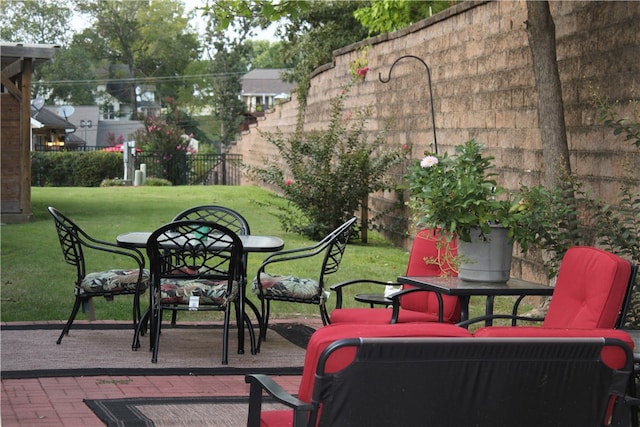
20;58;33;217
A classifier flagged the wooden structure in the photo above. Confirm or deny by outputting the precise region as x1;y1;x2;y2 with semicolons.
1;43;59;223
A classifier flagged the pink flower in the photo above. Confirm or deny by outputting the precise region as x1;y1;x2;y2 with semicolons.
285;179;293;186
356;66;369;77
420;155;439;168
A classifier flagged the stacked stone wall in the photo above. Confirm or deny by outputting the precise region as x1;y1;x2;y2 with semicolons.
230;0;640;281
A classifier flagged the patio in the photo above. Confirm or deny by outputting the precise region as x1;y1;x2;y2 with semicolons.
0;317;323;426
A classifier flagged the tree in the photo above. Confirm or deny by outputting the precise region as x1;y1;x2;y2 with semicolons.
354;0;453;34
35;43;96;105
276;1;371;112
525;1;571;189
200;2;257;147
245;40;287;69
73;0;200;114
207;39;248;147
0;0;73;44
202;1;370;113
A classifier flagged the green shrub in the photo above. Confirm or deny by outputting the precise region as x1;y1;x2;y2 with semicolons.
247;82;408;239
100;178;129;187
32;151;123;187
143;177;172;186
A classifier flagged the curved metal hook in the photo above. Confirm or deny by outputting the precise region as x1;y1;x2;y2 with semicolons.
378;55;438;153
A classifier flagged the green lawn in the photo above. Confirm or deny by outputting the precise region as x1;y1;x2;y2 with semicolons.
1;185;524;325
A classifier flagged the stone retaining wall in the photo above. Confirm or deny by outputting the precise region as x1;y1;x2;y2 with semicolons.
230;0;640;281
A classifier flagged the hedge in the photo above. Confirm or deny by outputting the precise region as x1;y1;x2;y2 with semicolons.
31;151;124;187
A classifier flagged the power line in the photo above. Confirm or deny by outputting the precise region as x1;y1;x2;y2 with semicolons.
37;71;247;86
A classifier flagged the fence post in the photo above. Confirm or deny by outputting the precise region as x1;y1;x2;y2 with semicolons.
222;155;227;186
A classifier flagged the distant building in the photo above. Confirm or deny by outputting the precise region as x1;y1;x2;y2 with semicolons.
30;105;76;150
241;69;295;113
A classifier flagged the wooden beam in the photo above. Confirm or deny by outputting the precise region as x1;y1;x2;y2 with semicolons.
1;73;22;100
2;57;23;79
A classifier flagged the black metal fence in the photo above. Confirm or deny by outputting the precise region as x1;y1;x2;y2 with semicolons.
32;147;243;186
134;152;242;185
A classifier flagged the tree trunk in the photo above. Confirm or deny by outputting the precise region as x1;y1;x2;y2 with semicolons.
360;195;369;243
526;1;571;188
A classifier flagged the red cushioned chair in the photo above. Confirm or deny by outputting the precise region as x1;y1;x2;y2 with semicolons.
462;246;633;333
245;323;633;427
330;229;461;324
245;322;473;427
466;246;637;426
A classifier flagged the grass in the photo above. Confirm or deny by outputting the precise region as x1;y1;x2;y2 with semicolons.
1;185;526;325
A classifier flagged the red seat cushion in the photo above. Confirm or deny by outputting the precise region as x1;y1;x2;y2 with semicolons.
543;246;631;329
259;322;472;427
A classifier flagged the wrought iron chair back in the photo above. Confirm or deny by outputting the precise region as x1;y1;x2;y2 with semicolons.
48;207;147;345
172;205;250;236
169;205;256;343
145;220;254;364
252;217;357;344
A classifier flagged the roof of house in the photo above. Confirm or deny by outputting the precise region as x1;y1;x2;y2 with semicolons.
241;68;296;96
31;106;76;130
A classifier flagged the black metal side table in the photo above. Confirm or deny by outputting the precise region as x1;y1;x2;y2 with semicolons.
354;293;393;308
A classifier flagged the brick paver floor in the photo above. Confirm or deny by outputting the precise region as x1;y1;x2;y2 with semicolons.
1;318;322;426
1;374;302;426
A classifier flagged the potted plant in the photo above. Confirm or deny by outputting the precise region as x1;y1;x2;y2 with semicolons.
406;139;537;282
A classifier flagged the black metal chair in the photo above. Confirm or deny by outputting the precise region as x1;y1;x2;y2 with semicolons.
252;217;356;344
145;220;255;364
170;205;261;355
246;336;634;427
48;206;149;344
171;205;254;321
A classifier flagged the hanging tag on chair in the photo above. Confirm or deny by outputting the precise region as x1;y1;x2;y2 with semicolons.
189;296;199;310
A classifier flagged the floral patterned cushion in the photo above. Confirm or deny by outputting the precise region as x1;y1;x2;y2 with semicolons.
252;273;322;300
80;269;149;294
159;278;238;305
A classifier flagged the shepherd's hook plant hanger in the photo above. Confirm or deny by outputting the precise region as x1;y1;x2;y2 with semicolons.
379;55;438;154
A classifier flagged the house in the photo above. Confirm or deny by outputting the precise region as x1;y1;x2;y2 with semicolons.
1;43;59;223
30;105;76;150
240;69;295;113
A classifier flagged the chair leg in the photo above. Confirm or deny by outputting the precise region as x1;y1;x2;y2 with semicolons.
260;300;271;343
151;306;162;363
132;308;150;350
319;302;330;326
243;312;258;355
222;305;232;365
245;299;263;353
132;293;140;334
234;300;245;355
57;296;83;344
170;305;178;326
